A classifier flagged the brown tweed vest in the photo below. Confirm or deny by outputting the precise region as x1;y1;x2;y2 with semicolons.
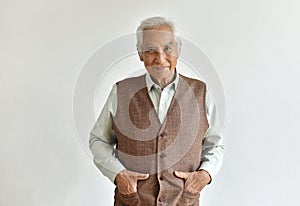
112;74;209;206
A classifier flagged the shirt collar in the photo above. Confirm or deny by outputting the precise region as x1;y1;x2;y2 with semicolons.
145;69;179;92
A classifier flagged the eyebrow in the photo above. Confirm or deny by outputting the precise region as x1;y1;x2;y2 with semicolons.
144;41;174;49
165;42;174;47
145;44;155;49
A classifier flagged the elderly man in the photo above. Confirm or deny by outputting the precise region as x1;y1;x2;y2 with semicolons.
89;16;224;205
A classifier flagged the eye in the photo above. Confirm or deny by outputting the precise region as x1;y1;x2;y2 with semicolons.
143;44;157;53
164;46;172;52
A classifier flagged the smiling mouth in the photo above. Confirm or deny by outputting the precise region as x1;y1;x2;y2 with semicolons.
153;66;169;70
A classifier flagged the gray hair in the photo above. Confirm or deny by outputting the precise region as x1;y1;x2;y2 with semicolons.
136;16;181;53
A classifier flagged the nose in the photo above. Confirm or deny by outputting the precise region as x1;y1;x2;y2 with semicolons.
155;52;166;64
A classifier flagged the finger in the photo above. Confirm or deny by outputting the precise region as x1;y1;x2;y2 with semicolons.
174;171;190;180
134;173;150;180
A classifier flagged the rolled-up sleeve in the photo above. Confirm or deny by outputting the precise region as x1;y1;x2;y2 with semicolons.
89;84;126;183
199;88;225;180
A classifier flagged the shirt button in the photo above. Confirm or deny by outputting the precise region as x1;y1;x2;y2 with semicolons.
160;153;167;158
159;196;165;202
159;176;164;180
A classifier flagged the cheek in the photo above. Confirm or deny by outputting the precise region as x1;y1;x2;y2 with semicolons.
143;56;155;66
168;57;178;66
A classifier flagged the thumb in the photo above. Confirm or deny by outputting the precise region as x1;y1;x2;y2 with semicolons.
134;173;150;180
174;171;190;180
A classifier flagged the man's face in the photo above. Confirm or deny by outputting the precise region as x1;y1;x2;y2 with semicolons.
139;25;179;83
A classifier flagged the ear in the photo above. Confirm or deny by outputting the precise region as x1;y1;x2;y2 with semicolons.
138;52;144;61
177;46;181;56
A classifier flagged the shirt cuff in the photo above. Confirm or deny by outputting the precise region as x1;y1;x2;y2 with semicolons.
93;160;126;184
109;166;126;184
199;161;218;182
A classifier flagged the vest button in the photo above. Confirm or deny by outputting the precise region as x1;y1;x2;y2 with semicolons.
159;196;165;202
160;131;167;137
159;176;164;180
160;153;167;158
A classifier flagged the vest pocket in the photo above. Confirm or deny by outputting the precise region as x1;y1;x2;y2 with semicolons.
115;189;140;206
176;190;200;206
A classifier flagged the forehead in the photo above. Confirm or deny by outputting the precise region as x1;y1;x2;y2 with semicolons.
142;25;176;46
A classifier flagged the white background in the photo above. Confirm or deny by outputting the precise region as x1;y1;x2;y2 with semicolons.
1;0;299;205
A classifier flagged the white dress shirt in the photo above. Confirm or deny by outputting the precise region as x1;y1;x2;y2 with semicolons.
89;72;224;183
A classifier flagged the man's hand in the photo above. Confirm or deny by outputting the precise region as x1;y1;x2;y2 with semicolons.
174;170;211;194
115;170;149;195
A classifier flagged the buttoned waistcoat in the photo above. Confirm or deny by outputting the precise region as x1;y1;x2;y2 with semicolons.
112;74;209;206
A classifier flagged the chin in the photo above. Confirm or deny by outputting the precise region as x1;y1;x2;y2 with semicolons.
154;71;169;77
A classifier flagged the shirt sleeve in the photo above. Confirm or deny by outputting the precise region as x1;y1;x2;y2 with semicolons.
199;87;225;180
89;84;126;183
